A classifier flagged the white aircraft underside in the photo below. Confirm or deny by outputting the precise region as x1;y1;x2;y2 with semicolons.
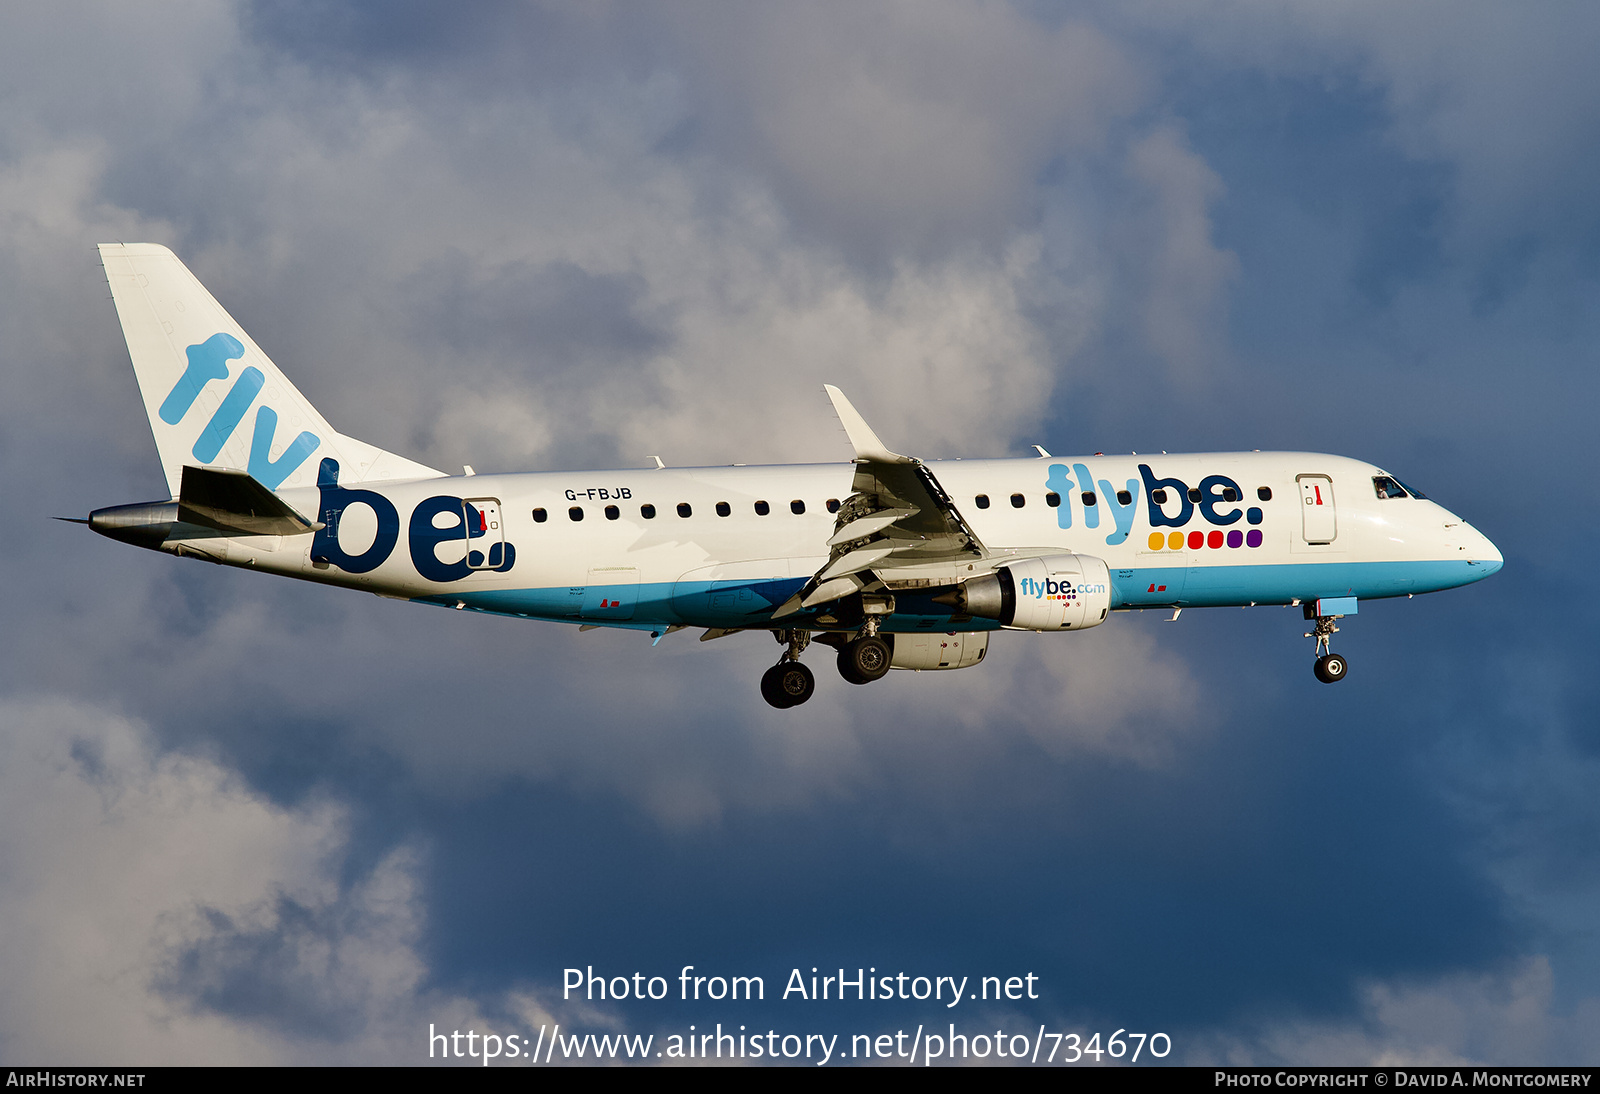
79;244;1503;707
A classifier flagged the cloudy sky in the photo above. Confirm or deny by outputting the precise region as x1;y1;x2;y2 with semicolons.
2;0;1597;1066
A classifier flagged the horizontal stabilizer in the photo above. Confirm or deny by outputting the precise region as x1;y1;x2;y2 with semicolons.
178;466;321;536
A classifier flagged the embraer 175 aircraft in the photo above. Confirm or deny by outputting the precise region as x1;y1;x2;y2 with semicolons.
76;244;1503;708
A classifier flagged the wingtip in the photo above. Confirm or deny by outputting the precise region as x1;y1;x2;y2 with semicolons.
822;385;911;464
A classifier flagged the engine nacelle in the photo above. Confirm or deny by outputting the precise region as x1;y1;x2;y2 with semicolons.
889;631;989;671
939;554;1112;632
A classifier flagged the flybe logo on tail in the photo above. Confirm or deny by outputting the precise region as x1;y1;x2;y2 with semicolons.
159;333;321;490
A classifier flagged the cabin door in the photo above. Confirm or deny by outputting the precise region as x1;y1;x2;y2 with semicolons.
464;498;507;569
1296;475;1337;544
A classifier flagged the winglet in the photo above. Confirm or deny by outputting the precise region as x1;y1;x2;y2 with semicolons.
824;385;913;464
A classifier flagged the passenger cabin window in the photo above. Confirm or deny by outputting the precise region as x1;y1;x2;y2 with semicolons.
790;500;806;515
1010;493;1025;508
677;502;692;518
1151;488;1168;504
754;500;770;516
1116;490;1132;506
604;505;619;520
1081;491;1097;506
975;494;990;509
569;506;584;521
826;498;841;513
1372;476;1408;500
1257;487;1272;501
640;503;656;519
1187;488;1202;503
532;508;548;523
1222;487;1238;502
1045;492;1061;507
715;501;731;517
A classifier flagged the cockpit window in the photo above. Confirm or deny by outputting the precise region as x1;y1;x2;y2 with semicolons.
1397;479;1427;499
1372;476;1409;500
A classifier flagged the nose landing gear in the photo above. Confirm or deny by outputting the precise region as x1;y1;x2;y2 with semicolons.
1313;649;1348;683
1304;600;1353;683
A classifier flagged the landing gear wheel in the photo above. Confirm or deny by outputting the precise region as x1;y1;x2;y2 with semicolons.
1314;653;1349;684
761;661;816;708
837;636;892;685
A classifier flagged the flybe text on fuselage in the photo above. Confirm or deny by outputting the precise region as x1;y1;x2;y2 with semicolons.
1039;461;1264;550
308;459;518;582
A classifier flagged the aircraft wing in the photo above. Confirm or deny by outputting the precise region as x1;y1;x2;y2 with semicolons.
775;387;988;615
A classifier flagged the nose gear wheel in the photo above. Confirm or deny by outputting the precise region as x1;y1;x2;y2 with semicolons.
1304;613;1350;684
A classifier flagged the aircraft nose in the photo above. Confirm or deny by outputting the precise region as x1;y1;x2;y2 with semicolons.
1466;525;1503;577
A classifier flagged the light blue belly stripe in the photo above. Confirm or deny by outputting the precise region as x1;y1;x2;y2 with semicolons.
1112;558;1501;608
415;559;1500;628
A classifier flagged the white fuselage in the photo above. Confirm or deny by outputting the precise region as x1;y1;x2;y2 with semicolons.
176;451;1502;634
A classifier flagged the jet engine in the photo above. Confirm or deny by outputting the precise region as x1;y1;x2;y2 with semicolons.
934;554;1112;631
888;631;990;670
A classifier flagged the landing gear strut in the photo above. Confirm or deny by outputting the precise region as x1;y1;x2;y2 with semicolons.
1305;609;1349;684
761;630;816;708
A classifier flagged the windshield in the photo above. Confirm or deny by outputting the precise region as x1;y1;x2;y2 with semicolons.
1372;475;1409;499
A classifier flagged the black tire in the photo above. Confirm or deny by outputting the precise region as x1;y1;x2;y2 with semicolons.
837;647;865;685
1314;653;1349;684
761;662;794;707
761;661;815;707
838;636;891;685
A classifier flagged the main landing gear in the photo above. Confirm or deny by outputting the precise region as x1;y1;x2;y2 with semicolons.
759;625;895;708
836;619;891;686
1305;607;1350;684
761;630;816;709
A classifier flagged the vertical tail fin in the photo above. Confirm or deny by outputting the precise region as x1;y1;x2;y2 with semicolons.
99;243;442;496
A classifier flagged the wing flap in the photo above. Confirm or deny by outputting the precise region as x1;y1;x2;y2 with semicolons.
825;506;919;547
786;388;990;613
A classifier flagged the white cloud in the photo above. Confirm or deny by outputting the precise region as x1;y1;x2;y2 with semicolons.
1123;126;1240;377
658;1;1145;258
0;697;569;1064
1203;958;1600;1065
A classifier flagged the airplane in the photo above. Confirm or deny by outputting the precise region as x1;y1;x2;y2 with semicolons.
73;243;1503;708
